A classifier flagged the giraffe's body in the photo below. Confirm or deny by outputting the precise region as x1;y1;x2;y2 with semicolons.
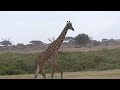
34;21;74;79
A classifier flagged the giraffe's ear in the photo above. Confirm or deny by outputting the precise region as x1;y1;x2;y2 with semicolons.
69;21;70;23
67;21;68;23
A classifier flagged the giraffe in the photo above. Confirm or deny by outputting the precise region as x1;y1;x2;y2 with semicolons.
34;21;74;79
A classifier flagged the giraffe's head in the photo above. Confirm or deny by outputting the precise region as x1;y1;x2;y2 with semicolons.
66;21;74;31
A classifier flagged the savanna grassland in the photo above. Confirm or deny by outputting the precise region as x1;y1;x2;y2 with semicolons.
1;69;120;79
0;46;120;79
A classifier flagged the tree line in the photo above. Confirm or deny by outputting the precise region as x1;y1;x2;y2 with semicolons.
0;33;120;48
0;33;91;46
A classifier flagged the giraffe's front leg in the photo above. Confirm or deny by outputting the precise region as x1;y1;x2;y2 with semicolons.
51;60;63;79
54;62;63;79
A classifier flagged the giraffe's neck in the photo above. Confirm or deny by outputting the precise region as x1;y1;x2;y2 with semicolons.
51;26;68;50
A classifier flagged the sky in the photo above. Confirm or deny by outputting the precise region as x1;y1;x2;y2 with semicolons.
0;11;120;45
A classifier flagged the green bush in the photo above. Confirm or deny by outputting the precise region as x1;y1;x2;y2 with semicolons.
0;49;120;75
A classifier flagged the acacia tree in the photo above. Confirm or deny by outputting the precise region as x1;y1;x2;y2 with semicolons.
74;33;91;47
64;36;74;41
29;40;44;46
0;40;12;46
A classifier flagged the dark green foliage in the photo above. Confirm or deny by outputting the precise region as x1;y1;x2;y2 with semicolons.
64;36;74;41
74;33;91;47
0;53;38;75
0;48;120;75
0;40;12;46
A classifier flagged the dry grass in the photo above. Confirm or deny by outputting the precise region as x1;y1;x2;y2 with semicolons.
0;69;120;79
1;45;120;54
59;45;120;52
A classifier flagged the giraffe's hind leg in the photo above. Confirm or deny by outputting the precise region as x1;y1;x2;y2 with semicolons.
34;62;46;79
41;66;46;79
34;64;40;79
